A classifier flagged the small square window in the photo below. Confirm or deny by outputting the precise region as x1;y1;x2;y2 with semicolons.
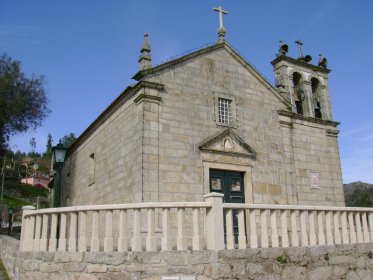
88;153;95;186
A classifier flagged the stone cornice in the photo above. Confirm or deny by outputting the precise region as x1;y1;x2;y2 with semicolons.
278;110;340;127
271;55;331;74
199;128;257;159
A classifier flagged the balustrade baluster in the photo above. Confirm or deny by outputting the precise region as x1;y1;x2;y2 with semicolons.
270;210;279;248
162;208;171;251
91;211;99;251
33;215;42;251
261;210;269;248
348;212;357;244
309;211;316;246
341;211;349;244
355;212;364;243
317;211;325;245
58;213;67;252
146;208;156;251
104;210;113;252
290;210;299;247
78;212;87;252
192;208;203;250
368;213;373;241
333;211;341;245
325;211;333;245
118;210;128;252
280;210;289;248
237;209;246;249
68;212;77;252
132;209;141;251
226;209;234;249
40;214;49;251
249;209;258;248
300;210;308;246
362;212;370;243
177;208;187;250
48;213;58;251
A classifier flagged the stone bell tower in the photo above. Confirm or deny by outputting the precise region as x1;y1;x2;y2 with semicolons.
271;40;333;120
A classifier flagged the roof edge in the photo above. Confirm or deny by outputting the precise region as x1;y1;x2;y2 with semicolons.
133;40;292;109
271;55;331;73
132;42;223;81
67;80;164;156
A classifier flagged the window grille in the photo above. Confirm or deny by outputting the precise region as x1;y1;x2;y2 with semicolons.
218;98;232;125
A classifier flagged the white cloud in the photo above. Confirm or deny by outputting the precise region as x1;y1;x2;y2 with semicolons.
0;24;41;48
298;2;336;34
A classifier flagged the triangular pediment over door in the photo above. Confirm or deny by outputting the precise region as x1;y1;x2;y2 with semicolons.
199;128;256;204
199;128;256;159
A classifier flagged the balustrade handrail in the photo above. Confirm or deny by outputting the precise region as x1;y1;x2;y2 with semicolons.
223;203;373;212
23;201;212;218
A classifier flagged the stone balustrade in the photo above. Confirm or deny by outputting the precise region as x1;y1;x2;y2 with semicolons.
20;193;373;253
223;203;373;249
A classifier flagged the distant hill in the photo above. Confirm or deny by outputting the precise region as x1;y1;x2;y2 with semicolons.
343;181;373;207
343;181;373;195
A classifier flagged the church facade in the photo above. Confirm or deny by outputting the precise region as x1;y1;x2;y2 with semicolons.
60;33;344;207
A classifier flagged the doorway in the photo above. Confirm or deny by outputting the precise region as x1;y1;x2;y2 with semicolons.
209;169;244;242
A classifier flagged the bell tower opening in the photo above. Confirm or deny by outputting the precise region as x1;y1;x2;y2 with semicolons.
292;72;304;115
311;78;322;119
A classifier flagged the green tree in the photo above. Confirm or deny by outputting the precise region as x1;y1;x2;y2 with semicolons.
46;133;52;153
29;137;36;153
43;133;53;158
61;133;76;148
0;54;50;155
346;189;373;207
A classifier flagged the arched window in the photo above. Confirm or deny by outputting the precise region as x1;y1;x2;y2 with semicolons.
311;78;322;118
292;72;304;115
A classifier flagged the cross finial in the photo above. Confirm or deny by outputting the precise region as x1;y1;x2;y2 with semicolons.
295;39;303;59
213;6;228;42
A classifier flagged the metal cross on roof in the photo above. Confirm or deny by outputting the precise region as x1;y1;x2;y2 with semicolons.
295;39;303;58
213;6;228;41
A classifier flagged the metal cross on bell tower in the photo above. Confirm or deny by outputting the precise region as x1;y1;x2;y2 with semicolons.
213;6;228;42
295;39;304;59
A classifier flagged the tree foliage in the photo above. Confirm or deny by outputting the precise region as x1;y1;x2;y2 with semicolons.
61;133;76;148
0;53;50;155
345;189;373;207
46;133;52;153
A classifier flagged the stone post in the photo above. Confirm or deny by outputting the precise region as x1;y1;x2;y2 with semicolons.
204;192;224;250
20;205;36;251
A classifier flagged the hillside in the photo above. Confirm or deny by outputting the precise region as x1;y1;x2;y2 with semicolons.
1;178;49;209
343;181;373;207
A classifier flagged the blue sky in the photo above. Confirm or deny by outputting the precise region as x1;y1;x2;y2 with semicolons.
1;0;372;183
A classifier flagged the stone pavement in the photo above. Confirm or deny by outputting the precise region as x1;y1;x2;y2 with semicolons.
0;258;10;280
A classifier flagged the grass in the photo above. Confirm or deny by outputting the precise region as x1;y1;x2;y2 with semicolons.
2;195;30;208
4;179;48;198
0;258;10;280
1;178;49;209
276;255;288;264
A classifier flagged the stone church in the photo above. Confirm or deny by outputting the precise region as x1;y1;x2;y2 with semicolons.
61;10;344;207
